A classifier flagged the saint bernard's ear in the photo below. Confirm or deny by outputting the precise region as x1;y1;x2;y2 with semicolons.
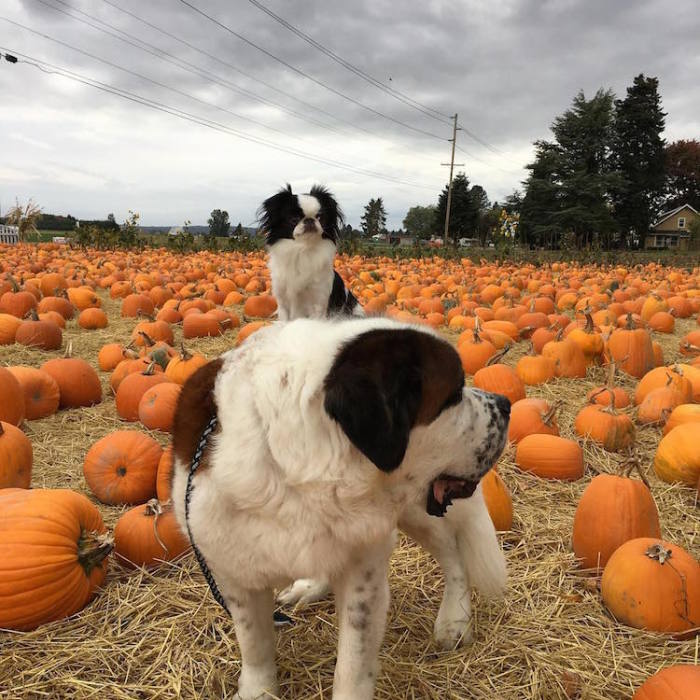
323;328;465;472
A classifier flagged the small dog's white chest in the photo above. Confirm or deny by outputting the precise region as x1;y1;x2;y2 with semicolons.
268;238;336;320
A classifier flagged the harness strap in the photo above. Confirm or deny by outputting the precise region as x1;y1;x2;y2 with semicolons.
184;414;293;626
184;414;230;612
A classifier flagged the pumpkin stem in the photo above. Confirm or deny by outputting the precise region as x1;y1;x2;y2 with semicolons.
138;331;155;347
179;342;192;361
518;325;535;339
65;341;73;358
486;345;510;366
77;530;114;576
621;456;651;490
645;543;672;564
26;308;40;321
143;360;158;376
606;361;617;388
6;275;19;292
144;498;169;555
542;401;560;426
624;313;634;330
583;310;594;333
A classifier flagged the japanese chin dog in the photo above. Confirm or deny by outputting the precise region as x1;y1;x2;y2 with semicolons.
259;184;363;321
172;317;510;699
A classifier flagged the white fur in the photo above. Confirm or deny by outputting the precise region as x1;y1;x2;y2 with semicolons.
172;317;507;699
267;237;336;322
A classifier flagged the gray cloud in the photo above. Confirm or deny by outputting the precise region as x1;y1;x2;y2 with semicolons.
0;0;697;228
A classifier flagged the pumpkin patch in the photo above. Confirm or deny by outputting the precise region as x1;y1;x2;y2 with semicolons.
0;243;697;697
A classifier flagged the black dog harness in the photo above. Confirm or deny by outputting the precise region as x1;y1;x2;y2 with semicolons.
184;414;292;625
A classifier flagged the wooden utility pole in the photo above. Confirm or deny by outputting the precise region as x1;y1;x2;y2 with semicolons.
441;113;463;244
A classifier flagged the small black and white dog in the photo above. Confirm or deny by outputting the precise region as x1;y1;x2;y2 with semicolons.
258;184;363;321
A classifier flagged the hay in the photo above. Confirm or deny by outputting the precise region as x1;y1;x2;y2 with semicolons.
0;294;698;700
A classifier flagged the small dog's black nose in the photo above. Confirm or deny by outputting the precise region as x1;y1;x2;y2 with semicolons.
303;217;316;228
495;394;510;419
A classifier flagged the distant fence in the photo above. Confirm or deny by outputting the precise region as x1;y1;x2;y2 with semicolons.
0;224;19;244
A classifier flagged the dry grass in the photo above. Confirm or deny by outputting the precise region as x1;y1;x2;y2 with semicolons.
1;293;698;700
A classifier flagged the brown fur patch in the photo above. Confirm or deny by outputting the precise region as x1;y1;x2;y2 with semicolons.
172;358;223;471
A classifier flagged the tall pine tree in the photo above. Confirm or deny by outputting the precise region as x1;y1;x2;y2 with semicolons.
360;198;387;237
611;74;666;247
435;173;485;244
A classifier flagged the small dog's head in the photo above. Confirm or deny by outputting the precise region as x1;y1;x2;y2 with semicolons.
259;184;343;245
323;327;510;516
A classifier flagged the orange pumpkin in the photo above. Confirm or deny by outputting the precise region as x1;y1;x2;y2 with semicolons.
78;307;109;329
0;421;32;488
0;367;25;426
515;434;584;480
115;364;171;422
183;311;223;339
40;346;102;409
7;366;60;420
243;294;278;318
114;499;190;569
235;320;270;346
138;382;182;432
601;538;700;634
607;318;655;379
635;367;693;405
572;468;660;571
0;313;21;344
165;345;208;385
574;404;636;452
0;488;112;630
515;352;557;386
457;326;497;375
83;430;163;505
472;348;526;405
481;469;513;531
15;312;62;351
663;404;700;435
508;398;559;443
156;446;174;502
633;665;700;700
653;423;700;486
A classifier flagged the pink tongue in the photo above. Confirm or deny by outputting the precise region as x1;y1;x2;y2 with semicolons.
433;479;466;505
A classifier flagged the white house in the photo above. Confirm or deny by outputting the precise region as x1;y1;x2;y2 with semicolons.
0;224;19;244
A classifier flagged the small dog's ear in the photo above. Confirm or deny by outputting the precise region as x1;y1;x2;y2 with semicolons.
258;185;295;238
310;184;343;237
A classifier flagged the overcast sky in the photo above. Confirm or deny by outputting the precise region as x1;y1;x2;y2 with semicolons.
1;0;698;229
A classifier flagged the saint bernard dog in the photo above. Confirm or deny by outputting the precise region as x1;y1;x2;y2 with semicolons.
171;317;510;699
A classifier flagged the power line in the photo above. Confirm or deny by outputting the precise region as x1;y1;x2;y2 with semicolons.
0;46;439;191
244;0;452;125
26;0;353;139
455;144;523;174
53;0;368;138
2;16;331;147
175;0;448;142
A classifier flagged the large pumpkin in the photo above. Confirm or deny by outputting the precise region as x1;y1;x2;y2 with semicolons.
156;446;174;502
0;421;32;488
165;345;208;385
508;398;559;443
0;488;112;630
480;470;513;531
7;366;61;420
607;319;655;379
473;349;526;405
0;366;25;425
633;665;700;700
83;431;163;505
601;538;700;634
574;404;636;452
653;423;700;486
115;364;171;421
114;499;190;569
572;470;660;571
15;313;62;351
515;434;584;480
40;346;102;408
138;382;181;432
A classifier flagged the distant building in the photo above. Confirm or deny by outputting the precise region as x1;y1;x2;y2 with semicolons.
645;204;697;250
168;226;185;236
0;224;19;244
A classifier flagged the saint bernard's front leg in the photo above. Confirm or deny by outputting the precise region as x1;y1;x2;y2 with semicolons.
331;540;393;700
218;585;278;700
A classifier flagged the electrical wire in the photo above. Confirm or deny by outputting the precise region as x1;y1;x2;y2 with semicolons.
175;0;449;142
244;0;452;124
0;46;440;191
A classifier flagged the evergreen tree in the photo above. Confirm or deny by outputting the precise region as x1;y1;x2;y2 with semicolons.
519;141;562;248
360;198;387;237
403;205;436;240
233;222;244;238
611;75;666;247
208;209;231;237
551;89;618;248
469;185;490;245
664;139;700;211
435;173;483;244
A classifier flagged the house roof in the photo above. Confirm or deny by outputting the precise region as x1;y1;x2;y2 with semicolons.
651;203;698;228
